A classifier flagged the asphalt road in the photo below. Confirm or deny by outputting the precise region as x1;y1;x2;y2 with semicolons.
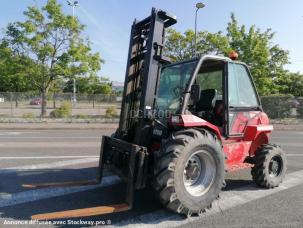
0;129;302;227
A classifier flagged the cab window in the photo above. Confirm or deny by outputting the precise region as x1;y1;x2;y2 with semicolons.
228;63;259;107
196;70;223;96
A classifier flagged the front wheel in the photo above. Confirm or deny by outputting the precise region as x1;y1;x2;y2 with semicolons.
153;129;225;216
251;144;287;188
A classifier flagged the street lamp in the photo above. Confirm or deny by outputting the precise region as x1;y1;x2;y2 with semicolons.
67;1;79;106
195;2;205;57
67;0;79;17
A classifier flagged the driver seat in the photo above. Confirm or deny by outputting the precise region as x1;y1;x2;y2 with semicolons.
195;89;217;112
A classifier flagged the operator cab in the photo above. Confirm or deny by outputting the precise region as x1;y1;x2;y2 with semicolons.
155;55;262;138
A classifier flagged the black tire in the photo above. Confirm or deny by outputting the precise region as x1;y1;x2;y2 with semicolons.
251;144;287;188
153;129;225;216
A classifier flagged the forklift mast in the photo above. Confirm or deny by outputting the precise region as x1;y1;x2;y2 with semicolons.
117;8;177;144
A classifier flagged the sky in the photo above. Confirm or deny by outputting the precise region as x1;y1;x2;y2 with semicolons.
0;0;302;82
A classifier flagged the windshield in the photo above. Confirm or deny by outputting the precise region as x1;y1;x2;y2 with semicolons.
155;60;197;114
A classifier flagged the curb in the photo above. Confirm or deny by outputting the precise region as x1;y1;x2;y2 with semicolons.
273;124;303;131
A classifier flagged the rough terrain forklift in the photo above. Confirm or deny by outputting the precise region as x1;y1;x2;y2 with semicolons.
25;8;287;220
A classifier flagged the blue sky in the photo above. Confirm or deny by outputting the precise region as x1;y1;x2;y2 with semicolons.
0;0;302;81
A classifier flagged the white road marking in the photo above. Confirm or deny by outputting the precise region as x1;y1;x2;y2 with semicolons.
0;136;100;139
287;154;303;157
0;131;34;134
0;158;99;174
115;169;303;228
0;175;121;208
0;156;99;160
0;142;99;148
0;132;22;136
272;142;303;147
273;131;303;135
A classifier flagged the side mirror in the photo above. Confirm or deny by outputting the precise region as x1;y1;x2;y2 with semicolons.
190;84;201;102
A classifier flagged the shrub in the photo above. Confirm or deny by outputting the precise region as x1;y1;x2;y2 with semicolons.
22;112;35;119
261;95;294;119
75;114;89;119
105;106;118;118
50;102;72;118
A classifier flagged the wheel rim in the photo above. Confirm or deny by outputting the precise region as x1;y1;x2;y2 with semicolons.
183;150;216;197
269;155;283;178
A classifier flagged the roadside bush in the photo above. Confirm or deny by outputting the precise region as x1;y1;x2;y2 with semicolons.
22;112;35;119
261;95;294;119
105;106;118;118
74;114;89;119
50;102;72;118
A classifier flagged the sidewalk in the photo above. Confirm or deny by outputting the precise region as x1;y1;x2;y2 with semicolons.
273;124;303;131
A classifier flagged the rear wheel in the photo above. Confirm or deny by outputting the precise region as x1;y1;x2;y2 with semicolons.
153;129;225;216
251;144;287;188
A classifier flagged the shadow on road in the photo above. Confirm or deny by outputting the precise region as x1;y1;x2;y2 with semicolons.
0;167;163;227
0;167;258;227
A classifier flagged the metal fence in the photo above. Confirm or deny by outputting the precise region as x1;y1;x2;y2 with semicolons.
0;92;122;118
0;92;302;120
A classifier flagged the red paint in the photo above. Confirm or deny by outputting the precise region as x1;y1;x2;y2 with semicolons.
243;125;272;142
230;112;250;134
170;114;222;140
223;141;251;171
249;132;269;156
168;112;273;172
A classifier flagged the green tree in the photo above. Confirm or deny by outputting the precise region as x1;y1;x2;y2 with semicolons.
165;29;229;62
226;14;289;95
64;77;89;94
3;0;102;116
275;72;303;97
0;41;34;106
63;75;112;95
0;42;31;93
97;83;112;94
49;78;65;108
165;14;290;96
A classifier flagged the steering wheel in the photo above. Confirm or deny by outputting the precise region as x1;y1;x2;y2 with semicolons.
172;86;183;98
164;86;182;110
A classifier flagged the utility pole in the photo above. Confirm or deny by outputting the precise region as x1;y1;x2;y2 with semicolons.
67;1;79;106
195;2;205;57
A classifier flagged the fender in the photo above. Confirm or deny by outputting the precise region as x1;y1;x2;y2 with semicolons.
170;114;222;140
244;125;272;156
243;125;273;141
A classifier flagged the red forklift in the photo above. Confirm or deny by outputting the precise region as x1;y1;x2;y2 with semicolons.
25;8;287;220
